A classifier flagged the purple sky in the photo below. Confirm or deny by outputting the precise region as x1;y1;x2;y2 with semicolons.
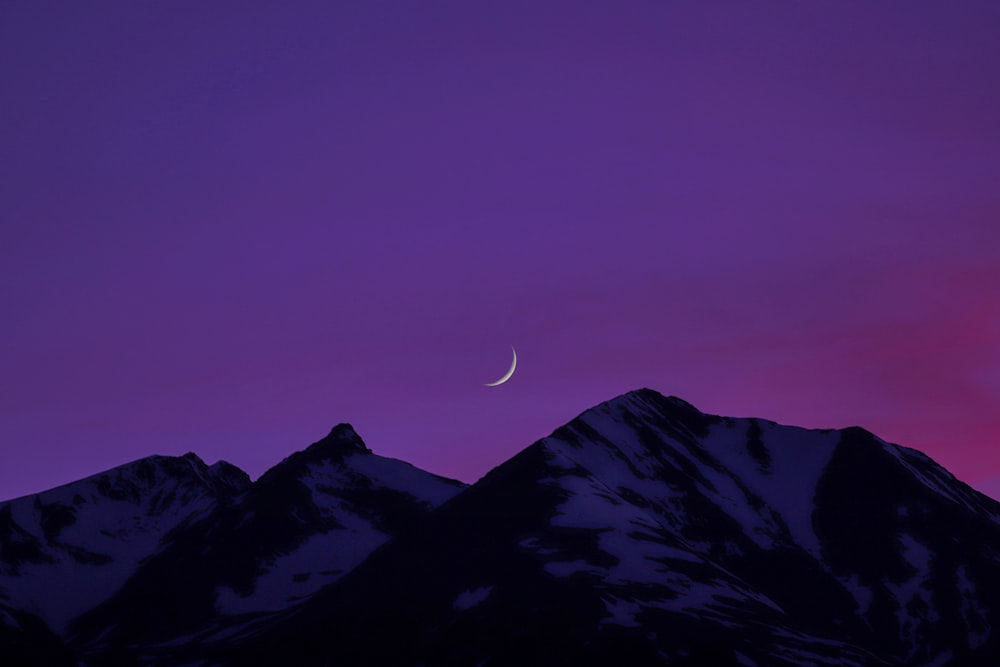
2;1;999;502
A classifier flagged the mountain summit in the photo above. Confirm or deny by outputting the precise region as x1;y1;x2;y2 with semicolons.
0;452;251;634
3;389;999;666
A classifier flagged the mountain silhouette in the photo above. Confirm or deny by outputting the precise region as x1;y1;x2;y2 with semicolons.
2;389;998;666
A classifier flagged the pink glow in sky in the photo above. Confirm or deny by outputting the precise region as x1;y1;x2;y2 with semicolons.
2;1;999;501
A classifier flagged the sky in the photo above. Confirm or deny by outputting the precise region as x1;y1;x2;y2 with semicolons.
2;1;999;502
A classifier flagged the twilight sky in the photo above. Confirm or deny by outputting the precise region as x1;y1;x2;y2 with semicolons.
2;1;999;502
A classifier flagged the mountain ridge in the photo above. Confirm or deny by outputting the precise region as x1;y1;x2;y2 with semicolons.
219;388;1000;666
2;388;999;666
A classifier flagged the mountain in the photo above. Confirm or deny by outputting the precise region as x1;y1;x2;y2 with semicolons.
0;451;249;666
3;389;999;666
217;390;1000;667
0;452;250;635
66;424;466;663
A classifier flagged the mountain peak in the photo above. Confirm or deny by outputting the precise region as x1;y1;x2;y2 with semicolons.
310;423;370;455
115;452;249;496
608;387;701;411
583;388;719;437
255;424;371;485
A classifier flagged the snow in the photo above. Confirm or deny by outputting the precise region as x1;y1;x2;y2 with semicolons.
544;467;701;583
543;402;842;560
452;586;493;611
541;420;692;542
536;455;786;627
955;564;990;649
898;533;934;573
543;559;603;578
880;440;975;510
600;595;642;627
884;533;939;658
601;581;782;631
214;513;388;614
344;453;463;505
517;537;559;555
214;451;461;616
766;628;877;667
693;472;777;549
0;460;227;633
839;574;874;616
697;420;840;555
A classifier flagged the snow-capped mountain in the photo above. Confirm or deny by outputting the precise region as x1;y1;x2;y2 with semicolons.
3;389;999;666
0;452;250;636
66;424;465;662
218;390;1000;667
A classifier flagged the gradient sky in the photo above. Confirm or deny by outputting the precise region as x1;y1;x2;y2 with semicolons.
2;1;999;502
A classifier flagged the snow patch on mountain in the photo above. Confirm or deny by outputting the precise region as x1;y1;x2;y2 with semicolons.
886;533;939;658
700;420;839;555
839;574;875;616
880;440;976;510
601;594;642;627
0;455;247;633
542;559;602;578
214;513;388;614
341;453;463;506
546;469;702;580
536;453;787;629
956;564;990;649
546;393;840;556
209;446;463;616
453;586;492;611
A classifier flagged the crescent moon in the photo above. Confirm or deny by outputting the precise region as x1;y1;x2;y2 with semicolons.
484;346;517;387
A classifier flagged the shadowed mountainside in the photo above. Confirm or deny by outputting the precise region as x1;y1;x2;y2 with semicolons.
3;389;999;666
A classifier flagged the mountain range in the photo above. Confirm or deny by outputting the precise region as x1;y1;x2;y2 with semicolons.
2;389;998;666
